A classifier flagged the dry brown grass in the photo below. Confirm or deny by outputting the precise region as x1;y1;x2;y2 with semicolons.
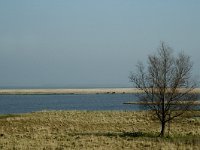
0;110;200;149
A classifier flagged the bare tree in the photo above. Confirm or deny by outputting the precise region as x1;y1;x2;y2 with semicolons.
129;42;198;137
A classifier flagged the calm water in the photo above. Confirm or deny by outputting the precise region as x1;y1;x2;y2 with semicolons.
0;94;139;114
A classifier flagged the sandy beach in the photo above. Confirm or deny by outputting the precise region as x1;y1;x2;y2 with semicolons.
0;88;200;95
0;88;141;95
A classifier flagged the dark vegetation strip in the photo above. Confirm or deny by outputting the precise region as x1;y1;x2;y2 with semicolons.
124;101;200;105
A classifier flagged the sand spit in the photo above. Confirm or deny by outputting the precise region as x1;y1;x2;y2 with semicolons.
0;88;141;95
0;88;200;95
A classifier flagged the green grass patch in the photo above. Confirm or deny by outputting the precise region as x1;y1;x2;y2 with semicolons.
0;114;20;119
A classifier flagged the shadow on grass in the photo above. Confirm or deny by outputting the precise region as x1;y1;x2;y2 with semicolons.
121;132;157;138
68;131;157;138
68;132;200;145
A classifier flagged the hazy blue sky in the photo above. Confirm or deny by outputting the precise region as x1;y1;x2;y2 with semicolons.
0;0;200;88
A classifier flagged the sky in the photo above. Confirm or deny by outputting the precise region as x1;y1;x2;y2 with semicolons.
0;0;200;88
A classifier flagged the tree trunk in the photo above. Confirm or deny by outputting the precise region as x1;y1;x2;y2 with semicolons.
160;121;165;137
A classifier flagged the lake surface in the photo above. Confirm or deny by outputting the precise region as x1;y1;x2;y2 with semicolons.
0;94;139;114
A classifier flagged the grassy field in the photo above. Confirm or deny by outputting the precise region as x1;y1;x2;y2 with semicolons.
0;111;200;149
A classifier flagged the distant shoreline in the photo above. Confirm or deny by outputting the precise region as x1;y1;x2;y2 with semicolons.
0;88;140;95
0;88;200;95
